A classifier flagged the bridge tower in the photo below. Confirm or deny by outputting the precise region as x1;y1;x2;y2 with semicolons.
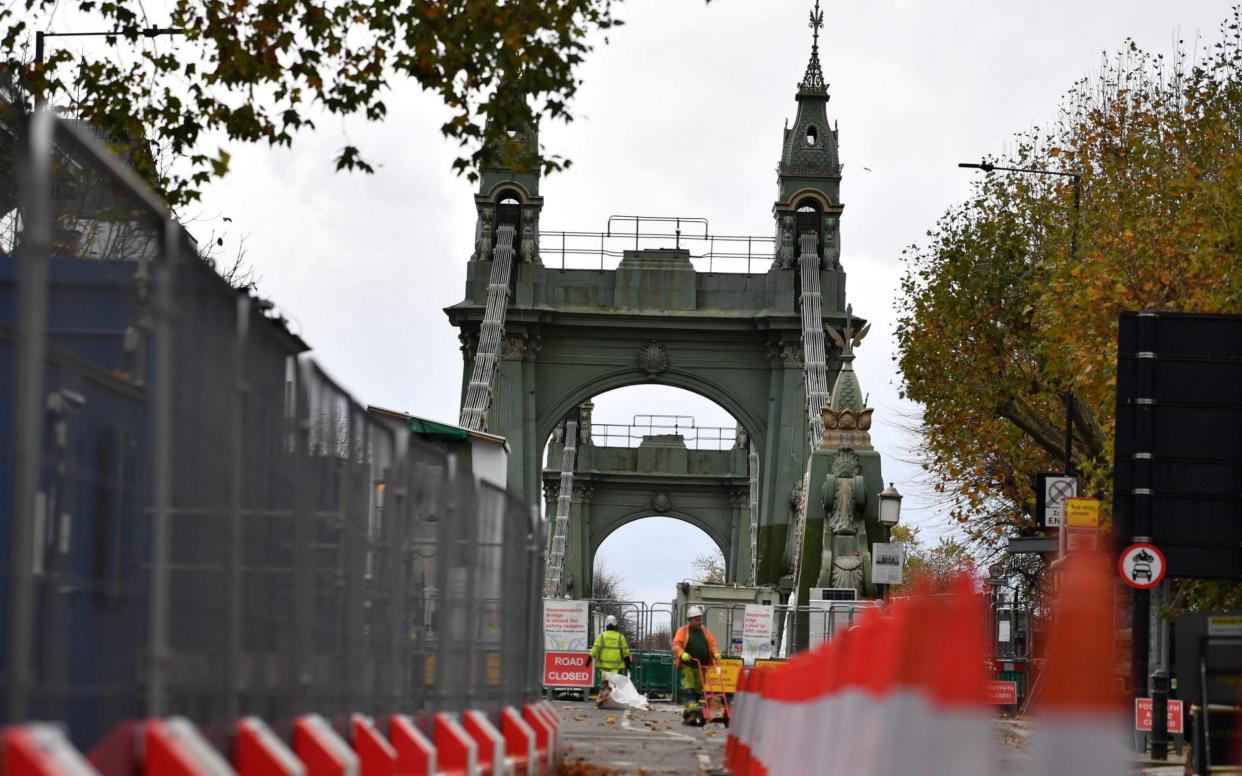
446;1;888;600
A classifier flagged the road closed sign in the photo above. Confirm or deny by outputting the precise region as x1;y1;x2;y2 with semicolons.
543;651;593;687
1119;542;1167;590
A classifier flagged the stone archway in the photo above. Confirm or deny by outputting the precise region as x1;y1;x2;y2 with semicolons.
540;429;750;598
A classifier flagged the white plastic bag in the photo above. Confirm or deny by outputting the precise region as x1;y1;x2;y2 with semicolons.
597;671;650;711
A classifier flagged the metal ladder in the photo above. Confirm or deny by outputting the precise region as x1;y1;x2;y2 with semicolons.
458;223;517;431
798;232;830;449
748;441;759;586
543;418;579;597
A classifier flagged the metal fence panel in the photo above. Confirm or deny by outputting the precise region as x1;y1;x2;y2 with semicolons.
1;110;547;751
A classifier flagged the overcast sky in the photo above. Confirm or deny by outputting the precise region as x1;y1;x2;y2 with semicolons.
189;0;1232;606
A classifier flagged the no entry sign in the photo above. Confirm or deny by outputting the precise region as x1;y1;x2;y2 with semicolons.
1119;542;1167;590
543;651;593;687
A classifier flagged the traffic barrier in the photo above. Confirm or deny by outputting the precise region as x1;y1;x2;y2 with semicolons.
433;713;478;776
293;715;359;776
500;707;536;776
1;723;99;776
145;717;237;776
533;702;560;769
1029;555;1128;776
351;715;397;776
461;712;503;776
520;705;552;775
234;717;304;776
723;576;996;776
388;715;435;776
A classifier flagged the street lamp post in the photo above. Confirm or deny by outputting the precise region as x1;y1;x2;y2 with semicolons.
958;161;1082;479
33;27;187;106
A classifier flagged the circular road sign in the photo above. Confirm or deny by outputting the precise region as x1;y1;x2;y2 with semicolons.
988;563;1006;579
1119;543;1167;590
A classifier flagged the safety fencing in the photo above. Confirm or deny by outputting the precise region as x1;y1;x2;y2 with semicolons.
724;557;1134;776
1;111;558;774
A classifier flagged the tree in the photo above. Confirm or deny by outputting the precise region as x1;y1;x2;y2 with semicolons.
895;6;1242;604
889;525;977;589
2;0;624;207
690;550;725;584
591;560;635;639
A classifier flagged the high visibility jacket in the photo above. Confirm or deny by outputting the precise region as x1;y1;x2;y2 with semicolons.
672;624;719;665
590;628;630;672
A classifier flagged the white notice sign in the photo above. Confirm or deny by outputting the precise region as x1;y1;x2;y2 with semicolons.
871;543;904;585
741;604;774;664
543;599;589;650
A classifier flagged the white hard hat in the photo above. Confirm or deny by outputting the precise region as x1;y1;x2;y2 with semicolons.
605;614;618;627
687;605;704;619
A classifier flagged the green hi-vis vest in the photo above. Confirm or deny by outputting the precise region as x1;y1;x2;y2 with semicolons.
590;629;630;671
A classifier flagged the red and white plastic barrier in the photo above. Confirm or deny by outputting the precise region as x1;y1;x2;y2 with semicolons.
500;707;536;776
726;576;997;775
1029;555;1128;776
432;713;478;776
350;715;396;776
388;715;435;776
726;559;1129;775
146;717;237;776
234;717;303;776
1;723;99;776
293;715;358;776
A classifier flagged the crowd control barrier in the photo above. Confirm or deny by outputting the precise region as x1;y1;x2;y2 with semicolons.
1;111;557;772
724;557;1134;776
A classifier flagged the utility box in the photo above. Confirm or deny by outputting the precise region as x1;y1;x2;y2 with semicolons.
674;582;782;658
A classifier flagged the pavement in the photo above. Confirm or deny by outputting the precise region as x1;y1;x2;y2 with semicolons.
554;698;727;775
556;706;1190;775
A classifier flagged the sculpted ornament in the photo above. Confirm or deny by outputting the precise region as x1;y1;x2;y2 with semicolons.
815;450;871;597
636;340;670;377
651;492;672;512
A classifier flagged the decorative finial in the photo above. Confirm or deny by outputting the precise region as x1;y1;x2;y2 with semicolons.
799;0;828;95
809;0;824;49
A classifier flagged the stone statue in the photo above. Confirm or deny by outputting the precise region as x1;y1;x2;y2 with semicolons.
475;206;494;261
815;449;871;595
773;214;796;270
520;208;539;263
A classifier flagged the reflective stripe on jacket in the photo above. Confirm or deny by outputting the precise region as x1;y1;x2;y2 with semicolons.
590;629;630;671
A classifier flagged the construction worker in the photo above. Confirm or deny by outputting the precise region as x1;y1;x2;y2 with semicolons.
586;615;632;676
672;605;720;722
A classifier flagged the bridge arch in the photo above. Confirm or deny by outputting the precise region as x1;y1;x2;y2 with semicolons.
535;367;767;460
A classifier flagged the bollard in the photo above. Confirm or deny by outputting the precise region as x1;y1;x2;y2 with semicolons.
1151;670;1170;761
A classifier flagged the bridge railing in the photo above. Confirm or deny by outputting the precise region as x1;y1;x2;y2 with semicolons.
588;415;744;450
539;216;776;273
0;109;547;753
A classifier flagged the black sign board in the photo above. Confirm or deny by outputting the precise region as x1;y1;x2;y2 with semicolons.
1174;612;1242;773
1114;311;1242;579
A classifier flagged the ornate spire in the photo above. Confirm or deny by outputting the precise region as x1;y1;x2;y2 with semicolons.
820;305;874;450
799;0;828;96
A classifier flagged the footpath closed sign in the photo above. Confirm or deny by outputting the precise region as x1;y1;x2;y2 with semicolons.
1135;698;1184;734
543;651;593;687
987;681;1018;705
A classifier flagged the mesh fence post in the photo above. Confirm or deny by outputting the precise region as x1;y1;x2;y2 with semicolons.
6;108;54;724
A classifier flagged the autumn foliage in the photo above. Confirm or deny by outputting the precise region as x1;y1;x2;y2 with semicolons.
896;10;1242;558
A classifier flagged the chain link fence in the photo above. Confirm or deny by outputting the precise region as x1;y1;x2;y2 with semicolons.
0;111;545;752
